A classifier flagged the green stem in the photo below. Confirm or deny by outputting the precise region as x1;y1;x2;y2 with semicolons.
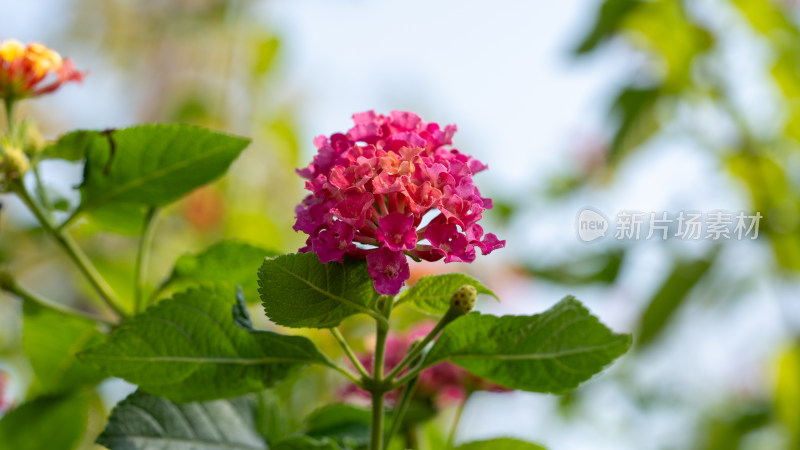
385;373;419;448
385;307;460;382
3;98;14;133
1;275;114;325
32;165;52;214
370;295;393;450
326;359;365;388
12;180;128;319
330;327;370;379
446;396;468;448
134;207;158;313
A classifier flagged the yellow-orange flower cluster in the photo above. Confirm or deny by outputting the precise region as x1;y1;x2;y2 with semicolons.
0;39;83;100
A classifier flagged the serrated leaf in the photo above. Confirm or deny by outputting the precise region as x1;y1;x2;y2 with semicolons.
454;438;545;450
258;253;378;328
22;303;106;397
395;273;497;315
163;240;279;303
97;390;267;449
79;284;329;402
424;296;631;394
0;394;89;450
78;124;249;211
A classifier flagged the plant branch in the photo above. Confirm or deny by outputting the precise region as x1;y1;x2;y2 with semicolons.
384;307;460;382
446;396;468;448
3;98;14;133
134;207;158;313
11;180;128;319
330;327;370;379
369;294;394;450
325;358;366;388
0;273;114;325
385;372;419;448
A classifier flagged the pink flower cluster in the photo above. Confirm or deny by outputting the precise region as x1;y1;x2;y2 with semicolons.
295;111;504;295
341;322;509;405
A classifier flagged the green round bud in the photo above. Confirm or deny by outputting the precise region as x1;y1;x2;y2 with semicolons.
1;145;30;179
449;285;477;314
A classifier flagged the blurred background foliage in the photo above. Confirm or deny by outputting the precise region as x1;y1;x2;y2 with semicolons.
2;0;800;449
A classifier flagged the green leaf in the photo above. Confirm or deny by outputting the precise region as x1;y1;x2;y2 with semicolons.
163;240;279;303
258;253;378;328
609;86;661;165
525;249;625;286
78;124;249;211
424;296;631;394
637;250;717;349
574;0;641;54
454;438;545;450
396;273;497;316
79;284;329;402
97;390;267;449
22;303;106;397
0;394;89;450
40;130;96;162
305;404;371;447
272;436;345;450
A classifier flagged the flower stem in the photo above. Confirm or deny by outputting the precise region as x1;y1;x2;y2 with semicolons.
330;327;370;379
369;295;393;450
134;207;158;313
11;180;128;319
446;396;468;448
385;306;461;382
0;272;115;325
3;98;14;133
385;372;419;448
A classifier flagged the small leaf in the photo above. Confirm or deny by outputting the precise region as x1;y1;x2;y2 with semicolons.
78;124;249;211
0;394;89;450
97;390;267;450
574;0;641;54
258;253;376;328
395;273;497;316
454;438;545;450
163;240;278;302
79;284;329;402
525;249;625;286
40;130;96;162
424;296;631;394
22;303;106;397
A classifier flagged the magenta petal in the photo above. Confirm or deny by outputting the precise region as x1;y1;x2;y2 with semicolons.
377;212;418;251
366;247;410;295
332;192;374;228
312;221;355;263
478;233;506;255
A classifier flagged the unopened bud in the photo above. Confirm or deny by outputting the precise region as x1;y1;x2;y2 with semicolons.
21;122;45;156
449;285;477;315
1;146;29;179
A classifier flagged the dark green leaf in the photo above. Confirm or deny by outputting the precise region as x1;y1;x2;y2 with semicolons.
78;124;249;211
272;436;345;450
258;253;377;328
525;249;625;286
609;86;661;164
454;438;546;450
424;296;631;393
637;250;717;348
22;303;106;397
0;394;89;450
396;273;497;316
79;284;328;402
97;390;267;449
163;240;278;303
305;404;371;447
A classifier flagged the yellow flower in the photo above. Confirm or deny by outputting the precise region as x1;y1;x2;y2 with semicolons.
0;39;83;100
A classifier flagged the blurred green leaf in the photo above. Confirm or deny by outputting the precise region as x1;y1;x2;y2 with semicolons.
254;390;297;445
253;35;280;77
163;240;278;303
695;404;771;450
609;86;661;164
424;296;631;393
637;250;717;349
396;273;497;316
0;393;89;450
574;0;641;54
79;284;328;402
258;253;376;329
78;124;249;212
525;249;625;285
40;130;95;162
272;436;346;450
305;404;372;448
267;114;301;167
775;342;800;448
22;303;106;397
454;438;545;450
97;390;267;449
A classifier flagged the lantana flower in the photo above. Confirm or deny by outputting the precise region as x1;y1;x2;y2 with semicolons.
0;39;84;100
295;111;505;294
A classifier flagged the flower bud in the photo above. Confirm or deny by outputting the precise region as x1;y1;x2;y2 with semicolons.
449;285;477;315
1;145;30;179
